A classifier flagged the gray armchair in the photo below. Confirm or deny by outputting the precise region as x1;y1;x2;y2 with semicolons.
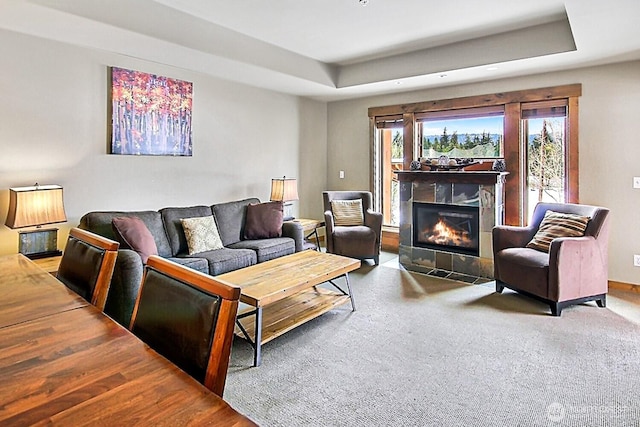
492;202;610;316
323;191;383;265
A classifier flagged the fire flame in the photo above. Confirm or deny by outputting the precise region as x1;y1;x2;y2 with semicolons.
425;219;472;247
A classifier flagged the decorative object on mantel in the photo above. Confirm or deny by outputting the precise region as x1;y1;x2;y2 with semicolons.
420;157;479;171
4;184;67;259
110;67;193;156
492;159;507;172
437;155;450;166
410;160;422;171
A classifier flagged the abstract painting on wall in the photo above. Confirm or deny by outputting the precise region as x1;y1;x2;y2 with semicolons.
110;67;193;156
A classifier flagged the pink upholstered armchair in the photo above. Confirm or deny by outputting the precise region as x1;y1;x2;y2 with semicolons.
492;202;610;316
323;191;383;265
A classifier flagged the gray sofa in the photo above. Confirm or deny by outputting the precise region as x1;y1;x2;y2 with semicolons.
79;198;304;327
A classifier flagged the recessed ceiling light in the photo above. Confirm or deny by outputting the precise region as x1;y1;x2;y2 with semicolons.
395;81;403;85
359;0;369;5
439;74;447;78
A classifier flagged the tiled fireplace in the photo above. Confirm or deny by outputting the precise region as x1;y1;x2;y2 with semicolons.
396;171;508;281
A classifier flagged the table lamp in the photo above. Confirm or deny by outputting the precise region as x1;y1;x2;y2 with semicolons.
270;176;298;221
4;184;67;259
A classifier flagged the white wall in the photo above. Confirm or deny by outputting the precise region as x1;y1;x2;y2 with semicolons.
0;29;327;254
327;61;640;285
2;26;637;285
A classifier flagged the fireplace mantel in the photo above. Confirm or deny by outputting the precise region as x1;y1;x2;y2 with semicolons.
397;170;508;281
395;171;508;185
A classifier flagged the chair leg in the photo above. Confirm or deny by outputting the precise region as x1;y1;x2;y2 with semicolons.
373;255;379;266
550;302;562;317
596;295;607;308
495;281;504;293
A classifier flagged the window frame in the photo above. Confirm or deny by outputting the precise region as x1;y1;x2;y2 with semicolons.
521;99;570;220
368;84;581;226
373;116;404;226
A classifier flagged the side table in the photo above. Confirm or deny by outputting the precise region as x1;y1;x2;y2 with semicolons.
291;218;325;251
31;255;62;275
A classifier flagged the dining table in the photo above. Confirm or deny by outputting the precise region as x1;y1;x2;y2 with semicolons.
0;254;257;426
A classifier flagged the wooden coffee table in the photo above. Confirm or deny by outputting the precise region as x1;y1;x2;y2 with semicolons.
218;250;360;366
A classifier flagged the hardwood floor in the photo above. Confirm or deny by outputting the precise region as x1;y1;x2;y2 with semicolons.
607;288;640;325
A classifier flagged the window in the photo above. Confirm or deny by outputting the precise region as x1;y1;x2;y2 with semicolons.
374;116;403;226
416;107;504;159
376;107;506;227
369;84;581;227
522;100;568;219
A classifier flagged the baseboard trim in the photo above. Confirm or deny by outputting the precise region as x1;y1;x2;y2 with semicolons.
381;227;399;252
608;280;640;293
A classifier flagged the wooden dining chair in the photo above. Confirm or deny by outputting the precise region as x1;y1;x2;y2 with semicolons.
56;227;119;311
129;255;241;397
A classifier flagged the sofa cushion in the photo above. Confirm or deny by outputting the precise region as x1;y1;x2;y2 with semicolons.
181;248;257;276
244;201;283;240
180;216;224;255
111;216;158;263
165;257;209;274
526;210;590;253
212;198;260;246
331;199;364;226
495;247;550;298
229;237;294;263
160;206;213;256
80;211;172;258
332;225;376;255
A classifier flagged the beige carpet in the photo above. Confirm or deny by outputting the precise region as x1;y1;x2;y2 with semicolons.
224;263;640;426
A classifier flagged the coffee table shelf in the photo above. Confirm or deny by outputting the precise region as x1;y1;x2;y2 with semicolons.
236;288;350;345
219;250;360;366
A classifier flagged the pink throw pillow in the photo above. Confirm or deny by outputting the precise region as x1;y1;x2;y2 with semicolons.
111;216;158;263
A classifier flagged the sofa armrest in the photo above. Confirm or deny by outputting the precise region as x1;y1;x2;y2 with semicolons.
549;236;608;301
492;225;537;253
282;221;305;252
103;249;144;328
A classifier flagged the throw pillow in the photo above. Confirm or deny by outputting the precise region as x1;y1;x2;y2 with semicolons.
180;216;224;255
526;210;590;253
111;216;158;263
244;201;284;240
331;199;364;226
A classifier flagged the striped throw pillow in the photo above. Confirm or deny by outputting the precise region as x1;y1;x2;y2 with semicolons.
331;199;364;226
526;210;590;253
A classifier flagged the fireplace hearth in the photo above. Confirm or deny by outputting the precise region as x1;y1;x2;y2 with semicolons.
413;203;479;256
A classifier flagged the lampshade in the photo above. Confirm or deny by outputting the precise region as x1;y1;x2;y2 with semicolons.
5;184;67;229
270;177;299;202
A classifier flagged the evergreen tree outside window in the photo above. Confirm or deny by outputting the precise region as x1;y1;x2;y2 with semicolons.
528;118;565;201
522;101;568;220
